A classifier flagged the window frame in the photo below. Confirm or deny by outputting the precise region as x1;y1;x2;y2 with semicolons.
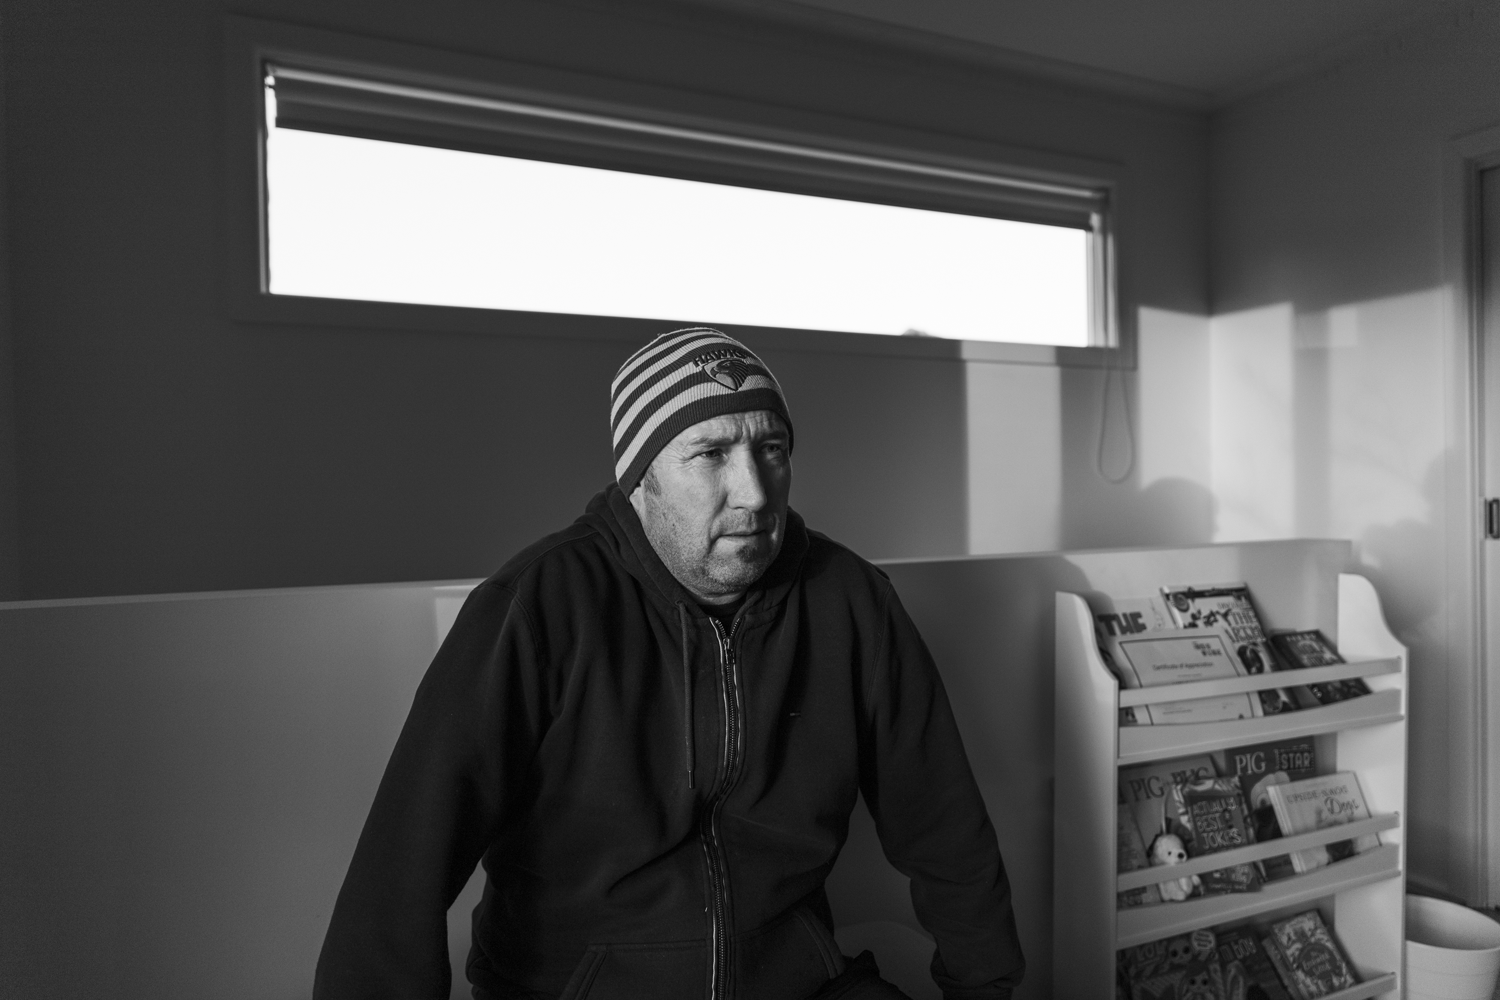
225;15;1129;368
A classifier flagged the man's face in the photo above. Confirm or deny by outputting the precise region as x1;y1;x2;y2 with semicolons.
629;409;791;605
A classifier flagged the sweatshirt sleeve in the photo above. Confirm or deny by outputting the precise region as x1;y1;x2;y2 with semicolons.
858;585;1026;1000
313;582;547;1000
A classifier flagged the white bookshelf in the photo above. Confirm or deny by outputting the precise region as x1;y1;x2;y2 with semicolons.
1053;572;1408;996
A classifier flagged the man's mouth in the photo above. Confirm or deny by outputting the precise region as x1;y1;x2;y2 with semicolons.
718;523;773;541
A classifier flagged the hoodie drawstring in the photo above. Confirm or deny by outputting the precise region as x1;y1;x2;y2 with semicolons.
677;602;695;789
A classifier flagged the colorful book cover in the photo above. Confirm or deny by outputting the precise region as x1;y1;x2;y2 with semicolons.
1214;739;1318;807
1177;778;1261;894
1213;738;1318;880
1269;629;1372;705
1260;937;1302;1000
1119;755;1218;849
1161;583;1309;715
1215;927;1294;1000
1267;911;1358;997
1264;772;1380;874
1090;594;1257;725
1117;928;1227;1000
1117;802;1164;909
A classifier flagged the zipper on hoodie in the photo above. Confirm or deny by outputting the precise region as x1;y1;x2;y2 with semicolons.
701;613;744;1000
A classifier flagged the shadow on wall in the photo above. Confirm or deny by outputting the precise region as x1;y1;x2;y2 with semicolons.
1050;306;1220;554
1116;477;1218;547
1357;451;1451;893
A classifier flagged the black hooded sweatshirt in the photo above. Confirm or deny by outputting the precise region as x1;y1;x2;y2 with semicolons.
313;486;1024;1000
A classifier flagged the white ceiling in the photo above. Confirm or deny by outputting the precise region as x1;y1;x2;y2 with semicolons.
706;0;1462;107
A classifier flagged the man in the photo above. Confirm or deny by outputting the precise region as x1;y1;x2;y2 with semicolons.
314;328;1025;1000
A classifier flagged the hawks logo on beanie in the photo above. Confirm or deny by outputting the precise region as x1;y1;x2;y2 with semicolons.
610;328;793;494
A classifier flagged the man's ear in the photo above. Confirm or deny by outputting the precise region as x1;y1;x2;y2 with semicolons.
627;476;649;520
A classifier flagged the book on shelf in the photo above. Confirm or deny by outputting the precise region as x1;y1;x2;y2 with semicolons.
1268;629;1372;705
1161;583;1312;716
1214;738;1318;808
1117;802;1164;909
1178;778;1261;895
1213;738;1319;880
1263;910;1359;998
1215;927;1294;1000
1117;928;1226;1000
1090;594;1260;725
1263;772;1381;874
1092;595;1169;726
1119;755;1218;851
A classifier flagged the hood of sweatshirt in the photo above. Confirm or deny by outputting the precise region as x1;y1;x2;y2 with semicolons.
576;483;810;620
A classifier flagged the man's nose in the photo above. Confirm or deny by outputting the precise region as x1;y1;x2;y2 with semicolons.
725;447;768;510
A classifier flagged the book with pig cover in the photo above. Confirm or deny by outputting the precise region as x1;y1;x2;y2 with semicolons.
1117;803;1163;909
1161;583;1310;716
1091;594;1260;725
1118;754;1218;851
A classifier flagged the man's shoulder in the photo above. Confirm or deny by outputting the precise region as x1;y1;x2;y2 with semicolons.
797;525;893;600
485;520;613;596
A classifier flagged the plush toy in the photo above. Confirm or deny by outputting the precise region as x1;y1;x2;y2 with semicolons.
1148;830;1200;902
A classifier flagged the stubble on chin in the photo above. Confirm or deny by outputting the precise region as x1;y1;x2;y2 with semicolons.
703;528;780;592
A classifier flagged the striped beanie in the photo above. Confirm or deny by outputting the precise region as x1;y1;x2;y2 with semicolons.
611;328;793;495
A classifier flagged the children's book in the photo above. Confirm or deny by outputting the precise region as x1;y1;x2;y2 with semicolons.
1215;927;1294;1000
1117;928;1227;1000
1117;803;1164;909
1214;739;1318;807
1161;583;1310;715
1264;772;1380;873
1090;594;1259;725
1177;778;1261;894
1265;911;1358;998
1260;937;1299;999
1213;738;1319;881
1119;755;1218;850
1112;627;1264;724
1269;629;1372;704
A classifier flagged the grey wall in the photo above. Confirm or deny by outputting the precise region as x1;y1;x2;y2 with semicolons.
1207;3;1497;901
0;0;1208;602
0;0;18;602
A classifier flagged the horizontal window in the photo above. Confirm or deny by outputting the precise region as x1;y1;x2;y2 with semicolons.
262;64;1113;349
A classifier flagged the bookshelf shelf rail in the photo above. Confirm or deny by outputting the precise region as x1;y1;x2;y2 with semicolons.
1117;689;1403;766
1117;657;1400;707
1319;974;1398;1000
1116;840;1402;949
1115;813;1400;891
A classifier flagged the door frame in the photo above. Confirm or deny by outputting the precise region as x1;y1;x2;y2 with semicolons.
1442;122;1500;907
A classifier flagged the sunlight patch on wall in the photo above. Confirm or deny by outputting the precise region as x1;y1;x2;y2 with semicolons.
966;362;1061;554
1209;303;1296;541
1321;290;1446;547
1137;307;1212;491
